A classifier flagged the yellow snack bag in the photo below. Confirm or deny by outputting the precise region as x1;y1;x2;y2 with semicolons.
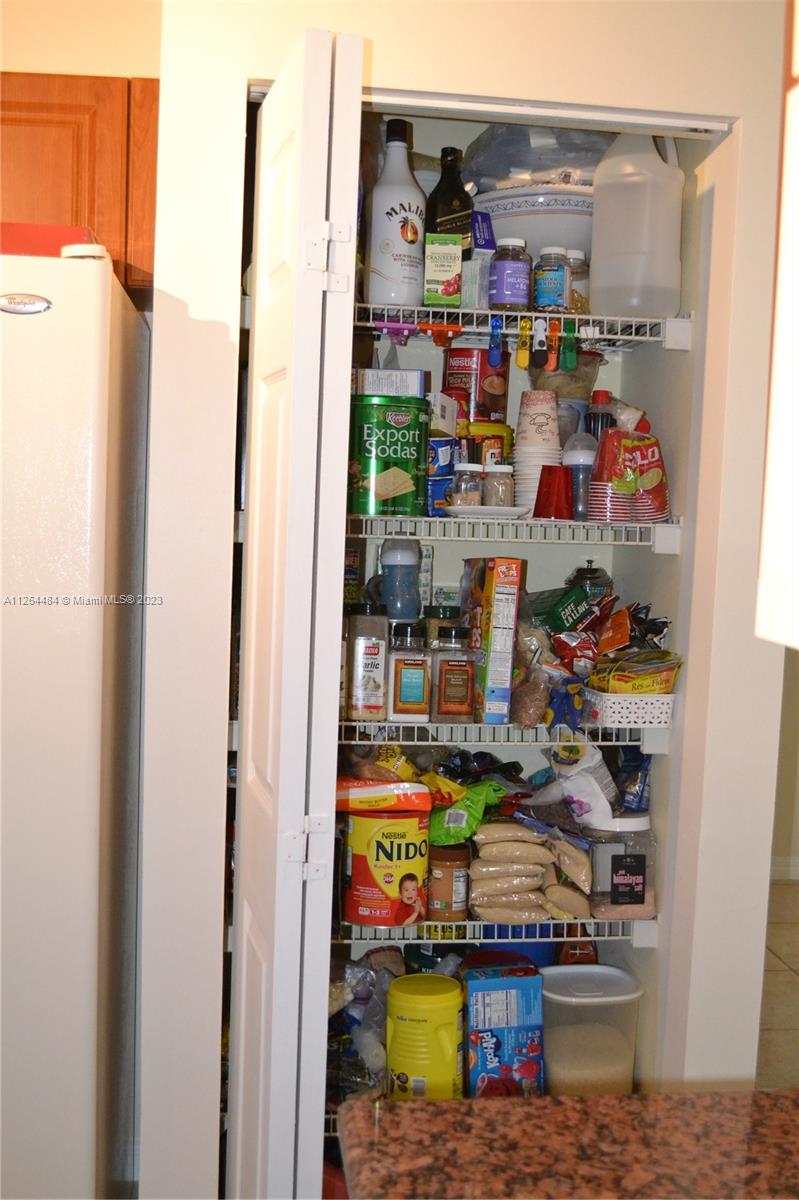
419;771;467;809
375;744;420;782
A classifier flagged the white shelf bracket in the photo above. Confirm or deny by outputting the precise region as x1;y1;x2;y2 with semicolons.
631;918;659;950
641;727;671;755
663;315;693;351
652;520;683;555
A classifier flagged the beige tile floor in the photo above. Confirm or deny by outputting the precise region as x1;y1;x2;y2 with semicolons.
757;881;799;1088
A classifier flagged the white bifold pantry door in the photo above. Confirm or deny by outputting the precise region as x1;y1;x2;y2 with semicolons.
226;29;362;1200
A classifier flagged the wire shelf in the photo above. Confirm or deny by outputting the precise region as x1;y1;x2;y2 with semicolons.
354;304;668;348
325;1112;339;1138
345;515;680;548
338;721;643;746
335;918;643;944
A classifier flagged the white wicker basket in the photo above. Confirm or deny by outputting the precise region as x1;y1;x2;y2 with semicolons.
580;687;675;728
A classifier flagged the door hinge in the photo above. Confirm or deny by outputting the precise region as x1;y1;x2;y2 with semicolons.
285;815;330;878
304;222;351;293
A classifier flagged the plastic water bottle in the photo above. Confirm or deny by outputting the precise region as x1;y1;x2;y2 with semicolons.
562;432;598;521
589;134;684;318
376;539;421;620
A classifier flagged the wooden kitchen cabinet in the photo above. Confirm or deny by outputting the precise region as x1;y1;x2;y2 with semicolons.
126;78;159;288
1;72;158;289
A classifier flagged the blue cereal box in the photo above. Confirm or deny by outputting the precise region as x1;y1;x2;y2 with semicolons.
428;436;458;478
464;965;544;1097
427;475;453;516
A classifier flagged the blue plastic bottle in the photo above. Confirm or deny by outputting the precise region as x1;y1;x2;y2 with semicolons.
373;539;421;620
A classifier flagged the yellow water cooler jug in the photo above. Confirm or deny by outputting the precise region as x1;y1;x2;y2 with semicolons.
386;974;463;1100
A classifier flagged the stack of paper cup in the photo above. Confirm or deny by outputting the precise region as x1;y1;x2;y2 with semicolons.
588;429;634;521
512;390;562;512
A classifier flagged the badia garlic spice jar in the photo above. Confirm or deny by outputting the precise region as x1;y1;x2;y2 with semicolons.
347;603;389;721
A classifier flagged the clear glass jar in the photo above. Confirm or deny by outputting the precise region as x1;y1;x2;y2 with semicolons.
423;605;461;649
387;621;431;723
481;464;514;507
565;560;613;604
533;246;571;312
488;238;531;311
347;602;389;721
431;627;475;723
588;815;657;919
567;248;590;313
452;463;482;507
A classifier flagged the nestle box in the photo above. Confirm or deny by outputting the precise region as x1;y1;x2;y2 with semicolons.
464;965;544;1097
350;369;427;399
461;558;525;724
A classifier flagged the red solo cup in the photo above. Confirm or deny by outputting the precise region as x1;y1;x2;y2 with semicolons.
591;428;629;485
588;481;633;521
533;465;574;519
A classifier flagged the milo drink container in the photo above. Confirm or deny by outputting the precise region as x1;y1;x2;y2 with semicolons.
348;395;429;517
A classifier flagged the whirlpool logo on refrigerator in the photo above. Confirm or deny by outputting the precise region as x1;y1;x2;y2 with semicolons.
0;294;53;315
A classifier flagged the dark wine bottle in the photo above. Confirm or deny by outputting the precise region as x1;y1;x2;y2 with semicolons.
425;146;473;256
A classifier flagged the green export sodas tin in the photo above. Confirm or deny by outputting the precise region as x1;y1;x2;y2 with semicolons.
348;394;429;517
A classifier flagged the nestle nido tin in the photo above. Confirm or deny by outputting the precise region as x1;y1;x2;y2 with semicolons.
343;811;430;926
348;394;429;516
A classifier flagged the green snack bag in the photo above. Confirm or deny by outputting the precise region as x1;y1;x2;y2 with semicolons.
429;780;508;845
476;780;509;807
527;585;591;634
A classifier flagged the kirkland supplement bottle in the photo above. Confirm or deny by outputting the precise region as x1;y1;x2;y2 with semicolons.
533;247;571;312
365;119;426;305
489;238;532;310
387;622;431;723
387;974;464;1100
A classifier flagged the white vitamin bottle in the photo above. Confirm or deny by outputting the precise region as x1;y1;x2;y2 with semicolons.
365;119;426;306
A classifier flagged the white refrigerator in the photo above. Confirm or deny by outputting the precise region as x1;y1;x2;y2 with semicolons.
1;241;149;1199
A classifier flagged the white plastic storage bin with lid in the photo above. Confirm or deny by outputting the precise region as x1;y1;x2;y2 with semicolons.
540;965;644;1097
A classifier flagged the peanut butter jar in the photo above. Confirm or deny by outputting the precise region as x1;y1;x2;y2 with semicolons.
428;843;470;920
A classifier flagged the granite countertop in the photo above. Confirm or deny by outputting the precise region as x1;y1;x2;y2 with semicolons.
337;1089;799;1199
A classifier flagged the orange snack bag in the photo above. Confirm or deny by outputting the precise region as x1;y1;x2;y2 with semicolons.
597;607;631;655
335;777;432;813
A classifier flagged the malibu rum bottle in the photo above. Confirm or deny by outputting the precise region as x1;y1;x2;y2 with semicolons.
364;120;426;305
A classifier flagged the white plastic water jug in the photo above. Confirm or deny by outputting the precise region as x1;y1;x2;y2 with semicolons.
589;134;684;318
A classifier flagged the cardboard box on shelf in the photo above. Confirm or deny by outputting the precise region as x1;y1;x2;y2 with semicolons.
461;557;525;724
350;369;427;398
464;965;544;1097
